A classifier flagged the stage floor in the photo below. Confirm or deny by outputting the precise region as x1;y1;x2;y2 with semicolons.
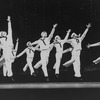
0;82;100;89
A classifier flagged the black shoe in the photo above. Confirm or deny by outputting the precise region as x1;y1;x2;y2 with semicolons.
11;77;14;81
55;74;59;78
75;77;83;82
80;77;83;81
8;76;14;82
31;72;36;77
45;77;49;82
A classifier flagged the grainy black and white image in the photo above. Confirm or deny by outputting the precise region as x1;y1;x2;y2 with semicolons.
0;0;100;100
0;0;100;89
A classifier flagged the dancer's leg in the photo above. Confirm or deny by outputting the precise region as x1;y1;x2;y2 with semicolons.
27;58;34;75
41;51;48;77
73;51;81;77
93;57;100;64
3;64;7;77
34;60;42;69
23;64;28;72
5;61;13;77
54;52;62;74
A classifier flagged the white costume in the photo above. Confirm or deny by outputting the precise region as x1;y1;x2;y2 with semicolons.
16;42;38;75
2;38;19;77
63;24;91;77
53;29;71;75
31;24;57;78
0;16;14;77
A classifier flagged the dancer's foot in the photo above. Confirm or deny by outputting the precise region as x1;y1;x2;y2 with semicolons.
74;76;83;82
45;77;49;82
8;76;14;82
23;67;27;72
55;74;59;78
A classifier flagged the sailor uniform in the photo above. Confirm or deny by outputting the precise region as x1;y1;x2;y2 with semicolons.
34;38;51;77
63;38;82;77
53;41;63;75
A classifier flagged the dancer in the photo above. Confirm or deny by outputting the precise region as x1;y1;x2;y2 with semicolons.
31;24;57;81
3;38;19;77
16;41;39;76
63;23;91;79
87;42;100;64
52;29;71;77
0;16;15;80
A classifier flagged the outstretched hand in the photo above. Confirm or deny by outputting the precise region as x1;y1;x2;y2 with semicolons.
12;55;17;59
7;16;11;21
69;47;73;51
53;23;58;28
16;38;19;42
86;23;91;28
86;43;91;48
67;29;71;33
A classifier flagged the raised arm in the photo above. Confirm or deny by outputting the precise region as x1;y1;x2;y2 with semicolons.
48;24;57;41
7;16;13;46
16;49;26;58
62;29;71;43
81;23;91;41
14;38;19;53
87;42;100;48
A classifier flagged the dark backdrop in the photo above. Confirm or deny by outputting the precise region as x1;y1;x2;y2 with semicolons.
0;0;100;77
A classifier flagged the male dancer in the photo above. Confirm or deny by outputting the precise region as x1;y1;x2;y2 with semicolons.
63;23;91;79
3;38;19;77
31;24;57;81
16;41;39;76
0;16;15;80
52;29;71;77
87;42;100;64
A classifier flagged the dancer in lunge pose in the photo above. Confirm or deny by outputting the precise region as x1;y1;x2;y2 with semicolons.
87;41;100;64
31;24;57;81
63;23;91;79
52;29;71;77
16;41;39;76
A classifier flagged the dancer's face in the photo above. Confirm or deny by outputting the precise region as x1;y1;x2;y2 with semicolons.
55;36;61;41
27;42;32;47
41;32;47;38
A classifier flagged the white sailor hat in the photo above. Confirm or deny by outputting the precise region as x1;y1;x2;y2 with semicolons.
41;31;47;37
71;33;80;38
55;35;61;40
